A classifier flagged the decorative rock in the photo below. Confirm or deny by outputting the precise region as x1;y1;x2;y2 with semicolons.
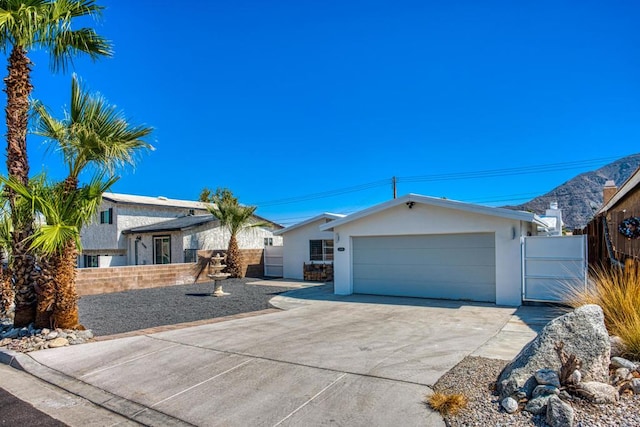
609;336;627;358
631;378;640;394
535;369;561;388
525;394;553;415
3;328;19;339
610;356;638;372
41;328;50;335
47;337;69;348
46;331;58;340
0;337;12;347
77;330;94;340
569;369;581;385
501;396;519;413
575;381;619;404
611;367;632;385
497;305;611;399
546;395;574;427
532;384;560;398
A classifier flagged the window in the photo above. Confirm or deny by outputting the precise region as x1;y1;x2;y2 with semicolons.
264;237;273;246
100;208;113;224
153;236;171;264
184;249;198;263
310;239;334;261
83;255;99;268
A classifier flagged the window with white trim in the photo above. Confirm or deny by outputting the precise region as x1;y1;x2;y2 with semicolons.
309;239;334;261
154;236;171;264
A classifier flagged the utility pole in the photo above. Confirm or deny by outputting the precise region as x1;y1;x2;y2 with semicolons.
392;176;397;199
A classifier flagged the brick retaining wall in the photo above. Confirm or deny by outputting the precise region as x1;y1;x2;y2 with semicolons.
76;249;265;296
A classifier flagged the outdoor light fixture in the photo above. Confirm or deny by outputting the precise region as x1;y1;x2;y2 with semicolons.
406;201;415;209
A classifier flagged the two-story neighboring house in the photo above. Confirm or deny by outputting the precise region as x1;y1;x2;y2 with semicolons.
79;193;282;268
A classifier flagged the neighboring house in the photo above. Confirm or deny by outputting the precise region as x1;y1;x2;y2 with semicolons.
316;194;549;307
585;168;640;265
79;193;282;268
273;213;345;280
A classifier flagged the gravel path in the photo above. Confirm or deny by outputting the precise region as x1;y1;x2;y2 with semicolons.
434;356;640;427
78;279;296;336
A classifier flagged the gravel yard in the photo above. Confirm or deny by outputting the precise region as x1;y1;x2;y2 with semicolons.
78;278;296;336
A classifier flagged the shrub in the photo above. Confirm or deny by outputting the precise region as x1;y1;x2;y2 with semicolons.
566;261;640;358
426;392;468;416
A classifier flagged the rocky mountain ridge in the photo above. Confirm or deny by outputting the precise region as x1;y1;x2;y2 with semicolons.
505;153;640;229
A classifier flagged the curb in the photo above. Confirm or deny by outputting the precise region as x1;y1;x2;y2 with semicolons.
0;348;194;427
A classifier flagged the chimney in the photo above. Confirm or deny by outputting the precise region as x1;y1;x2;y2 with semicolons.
603;180;617;205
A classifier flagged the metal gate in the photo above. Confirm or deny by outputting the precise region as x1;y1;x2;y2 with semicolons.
522;235;587;303
263;245;283;277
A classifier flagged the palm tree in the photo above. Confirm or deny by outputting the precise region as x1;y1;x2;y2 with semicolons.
0;201;13;319
0;0;111;326
31;75;152;326
207;189;266;278
33;74;154;193
3;174;117;328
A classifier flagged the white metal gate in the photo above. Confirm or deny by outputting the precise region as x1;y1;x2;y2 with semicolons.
522;235;587;303
264;245;283;277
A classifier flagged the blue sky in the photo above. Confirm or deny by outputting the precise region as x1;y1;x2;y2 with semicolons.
5;0;640;226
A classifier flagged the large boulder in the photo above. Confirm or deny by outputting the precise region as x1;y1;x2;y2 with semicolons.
497;304;610;398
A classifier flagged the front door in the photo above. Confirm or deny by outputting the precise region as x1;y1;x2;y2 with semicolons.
153;236;171;264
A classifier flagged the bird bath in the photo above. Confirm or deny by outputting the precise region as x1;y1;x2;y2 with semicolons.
207;253;231;296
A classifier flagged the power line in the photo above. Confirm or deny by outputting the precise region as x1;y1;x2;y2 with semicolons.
250;154;637;207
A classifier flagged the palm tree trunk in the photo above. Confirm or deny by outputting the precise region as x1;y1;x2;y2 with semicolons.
5;46;36;327
226;234;244;278
0;265;13;319
34;256;56;329
52;239;83;330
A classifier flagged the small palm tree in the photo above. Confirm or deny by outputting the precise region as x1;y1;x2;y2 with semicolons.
3;174;117;329
31;75;152;326
0;202;13;319
0;0;111;326
207;189;266;278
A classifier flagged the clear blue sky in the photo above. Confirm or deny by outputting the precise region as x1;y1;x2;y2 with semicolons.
6;0;640;226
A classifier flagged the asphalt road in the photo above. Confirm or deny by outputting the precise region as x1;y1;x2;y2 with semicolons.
0;387;67;427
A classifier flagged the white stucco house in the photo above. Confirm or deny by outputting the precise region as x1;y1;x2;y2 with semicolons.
79;193;283;268
273;213;345;280
279;194;556;307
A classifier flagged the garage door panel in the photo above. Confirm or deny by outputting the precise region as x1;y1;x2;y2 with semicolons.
352;233;496;302
353;248;495;266
353;234;494;250
353;263;496;285
353;278;496;301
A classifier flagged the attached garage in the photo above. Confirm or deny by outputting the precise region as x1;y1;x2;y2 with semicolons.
352;233;496;302
320;194;548;306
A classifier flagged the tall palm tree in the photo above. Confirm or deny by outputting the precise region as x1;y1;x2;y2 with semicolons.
31;75;152;326
0;0;111;326
207;189;266;278
3;174;117;328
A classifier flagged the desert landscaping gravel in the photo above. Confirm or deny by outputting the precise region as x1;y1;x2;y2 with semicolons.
434;356;640;427
78;278;296;336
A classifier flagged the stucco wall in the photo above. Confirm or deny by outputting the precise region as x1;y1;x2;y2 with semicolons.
331;203;526;306
81;201;208;251
281;219;335;280
185;224;282;252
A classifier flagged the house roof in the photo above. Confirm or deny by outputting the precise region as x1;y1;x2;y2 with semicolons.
273;213;346;235
124;215;219;234
102;192;210;210
319;193;547;231
597;167;640;214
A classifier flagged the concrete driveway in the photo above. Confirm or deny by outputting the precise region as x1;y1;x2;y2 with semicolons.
4;283;553;427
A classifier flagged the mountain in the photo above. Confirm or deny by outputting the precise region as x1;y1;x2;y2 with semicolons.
504;153;640;230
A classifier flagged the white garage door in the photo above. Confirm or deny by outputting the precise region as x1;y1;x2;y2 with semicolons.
352;233;496;302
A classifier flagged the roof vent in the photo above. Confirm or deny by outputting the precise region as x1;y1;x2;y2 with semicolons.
157;196;168;201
